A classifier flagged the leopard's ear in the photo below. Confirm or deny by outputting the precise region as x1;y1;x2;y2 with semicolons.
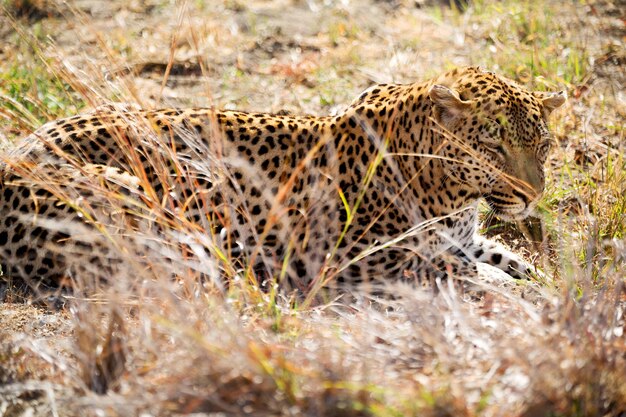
429;84;471;124
533;91;566;115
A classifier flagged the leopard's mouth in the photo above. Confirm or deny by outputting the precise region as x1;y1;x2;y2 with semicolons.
484;194;534;221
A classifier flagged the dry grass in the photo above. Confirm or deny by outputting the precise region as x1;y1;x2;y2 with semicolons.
0;0;625;416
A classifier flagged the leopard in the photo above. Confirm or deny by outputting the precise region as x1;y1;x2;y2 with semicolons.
0;66;565;294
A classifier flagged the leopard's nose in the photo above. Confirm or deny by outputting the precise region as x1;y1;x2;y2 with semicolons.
509;153;544;203
513;175;542;206
524;164;544;201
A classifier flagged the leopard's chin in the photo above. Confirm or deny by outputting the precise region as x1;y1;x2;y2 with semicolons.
493;210;527;221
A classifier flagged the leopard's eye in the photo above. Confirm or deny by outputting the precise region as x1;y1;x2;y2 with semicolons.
482;140;505;159
538;140;552;156
487;143;505;155
481;122;506;156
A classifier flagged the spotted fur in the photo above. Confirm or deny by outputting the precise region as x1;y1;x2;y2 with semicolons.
0;67;565;292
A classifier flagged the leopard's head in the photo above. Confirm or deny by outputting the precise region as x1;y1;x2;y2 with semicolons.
429;67;566;220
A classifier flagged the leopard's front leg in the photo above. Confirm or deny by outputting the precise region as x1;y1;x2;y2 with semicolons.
428;208;539;280
464;236;538;280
